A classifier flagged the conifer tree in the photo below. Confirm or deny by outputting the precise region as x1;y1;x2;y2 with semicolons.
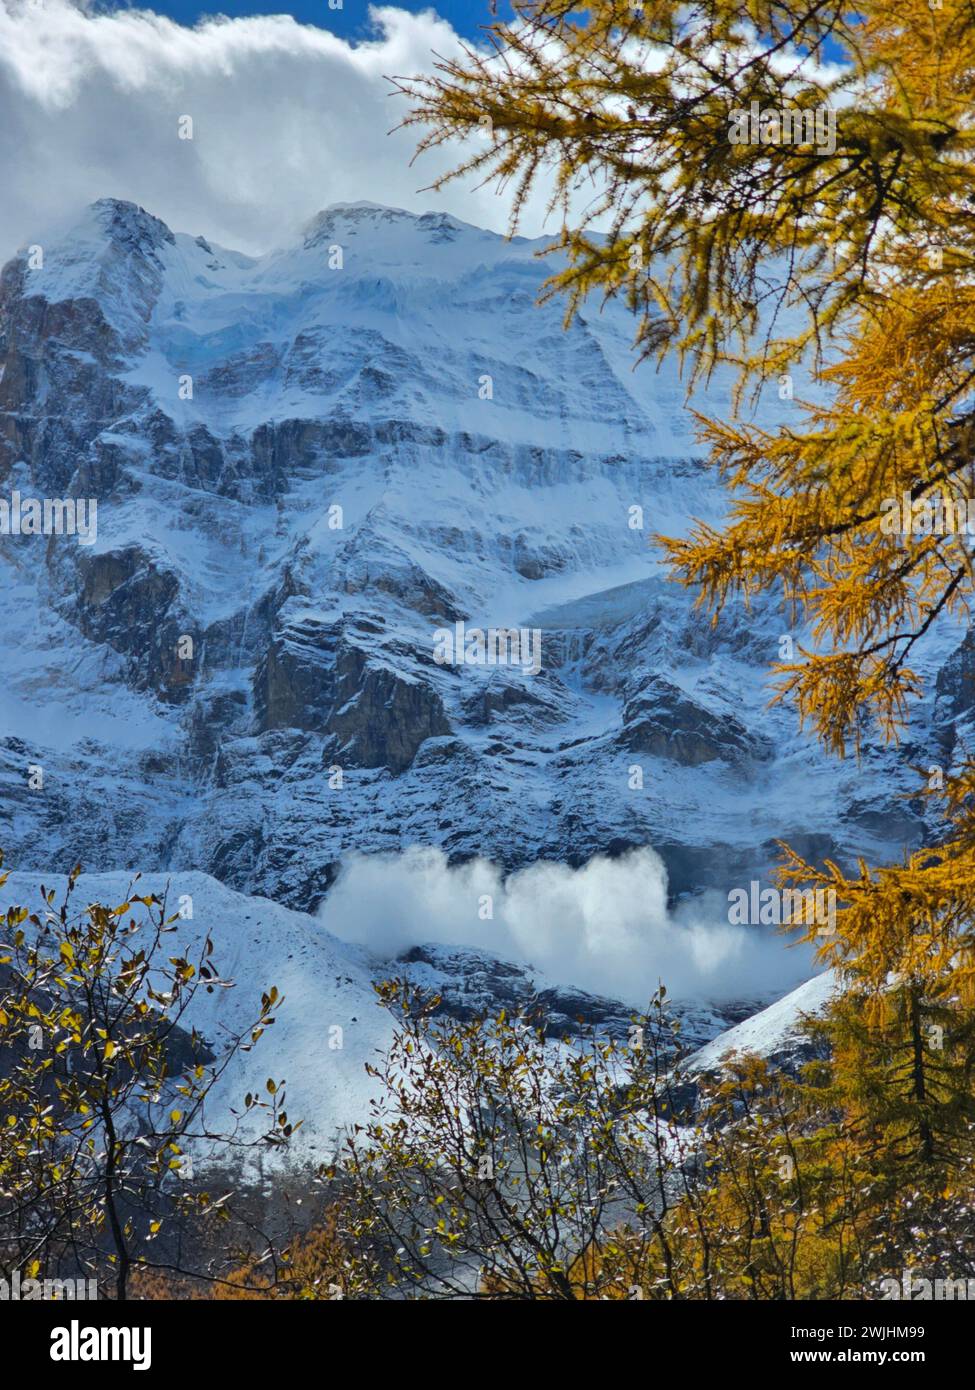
400;0;975;1236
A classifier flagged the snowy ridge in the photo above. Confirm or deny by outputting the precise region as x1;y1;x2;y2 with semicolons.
684;969;838;1075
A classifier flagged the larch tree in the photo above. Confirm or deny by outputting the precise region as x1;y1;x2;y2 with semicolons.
397;0;975;1220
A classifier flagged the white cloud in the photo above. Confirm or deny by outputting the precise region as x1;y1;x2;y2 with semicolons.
0;0;554;261
317;845;814;1006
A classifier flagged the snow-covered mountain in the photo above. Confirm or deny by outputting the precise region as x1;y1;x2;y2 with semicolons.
0;197;970;1142
0;199;951;893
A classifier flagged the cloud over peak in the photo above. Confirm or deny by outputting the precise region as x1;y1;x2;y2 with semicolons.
0;0;538;262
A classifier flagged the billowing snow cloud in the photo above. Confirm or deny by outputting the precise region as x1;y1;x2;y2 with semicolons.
0;0;551;261
318;846;814;1005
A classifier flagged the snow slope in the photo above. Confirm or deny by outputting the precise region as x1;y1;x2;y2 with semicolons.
685;969;838;1075
0;869;391;1158
0;866;763;1157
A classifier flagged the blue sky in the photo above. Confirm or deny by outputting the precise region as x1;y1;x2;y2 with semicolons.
102;2;846;55
103;1;849;67
104;0;517;40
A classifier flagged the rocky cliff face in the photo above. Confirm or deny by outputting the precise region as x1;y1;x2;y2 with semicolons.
0;197;964;925
395;942;760;1051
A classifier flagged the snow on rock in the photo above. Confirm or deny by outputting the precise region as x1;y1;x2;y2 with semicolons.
0;196;949;922
394;941;755;1052
684;969;839;1076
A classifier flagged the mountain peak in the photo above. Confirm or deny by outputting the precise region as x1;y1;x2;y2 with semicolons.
89;198;175;255
300;201;472;250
